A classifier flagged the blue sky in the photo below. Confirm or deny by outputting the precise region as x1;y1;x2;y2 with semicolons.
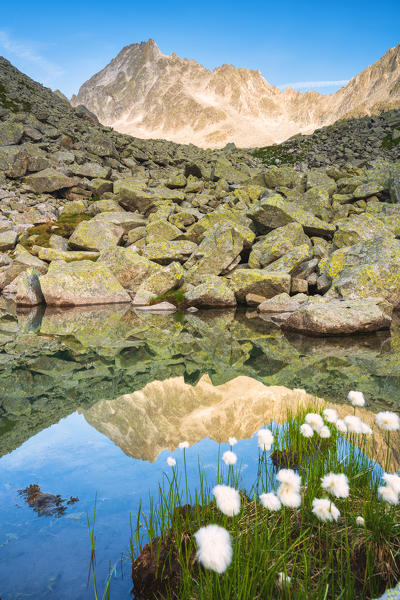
0;0;399;98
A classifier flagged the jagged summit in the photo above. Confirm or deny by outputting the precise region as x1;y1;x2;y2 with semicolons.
71;41;400;148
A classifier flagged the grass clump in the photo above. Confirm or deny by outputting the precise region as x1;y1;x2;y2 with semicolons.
149;288;186;308
129;404;400;599
0;82;31;112
381;132;400;150
252;140;309;166
20;213;91;251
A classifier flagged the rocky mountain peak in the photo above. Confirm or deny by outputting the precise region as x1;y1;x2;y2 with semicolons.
71;42;400;148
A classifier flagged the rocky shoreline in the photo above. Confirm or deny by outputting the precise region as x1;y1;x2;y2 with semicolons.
1;57;400;336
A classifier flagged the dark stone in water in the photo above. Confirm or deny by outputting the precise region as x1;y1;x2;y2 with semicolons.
18;484;79;517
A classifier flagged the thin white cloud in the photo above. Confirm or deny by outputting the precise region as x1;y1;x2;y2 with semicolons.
279;79;349;89
0;30;63;79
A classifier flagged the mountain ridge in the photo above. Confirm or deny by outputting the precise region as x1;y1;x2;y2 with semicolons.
71;40;400;148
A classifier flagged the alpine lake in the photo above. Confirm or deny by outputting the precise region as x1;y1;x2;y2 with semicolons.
0;301;399;599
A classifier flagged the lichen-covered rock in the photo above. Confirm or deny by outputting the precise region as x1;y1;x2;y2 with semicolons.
143;241;197;264
39;260;131;306
0;230;18;251
266;243;314;274
0;145;28;177
248;194;335;237
258;293;301;313
24;168;79;193
60;200;87;217
87;198;121;216
98;246;161;291
185;275;236;307
133;262;184;305
16;268;44;306
353;181;385;198
146;219;182;242
229;269;291;303
211;158;248;184
333;213;393;248
282;297;392;335
166;174;186;188
186;209;254;247
115;180;185;212
264;165;300;189
69;162;111;179
0;121;23;145
323;237;400;306
69;219;123;251
35;247;100;262
92;211;145;233
249;223;309;269
185;225;244;280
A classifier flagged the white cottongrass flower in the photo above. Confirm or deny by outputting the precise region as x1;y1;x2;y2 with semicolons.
378;486;399;505
178;441;190;449
356;516;365;526
276;469;302;508
257;428;274;451
277;571;291;590
278;485;302;508
360;422;372;435
276;469;301;492
212;485;241;516
319;425;331;439
321;473;350;498
166;456;176;467
336;419;347;434
383;473;400;495
300;423;314;438
259;492;281;511
228;436;237;446
348;391;365;407
305;413;324;432
312;498;340;522
344;415;363;434
222;450;237;466
194;525;232;573
375;411;400;432
323;408;338;424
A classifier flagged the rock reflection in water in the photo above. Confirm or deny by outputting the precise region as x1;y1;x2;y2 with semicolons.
0;302;399;460
82;374;400;471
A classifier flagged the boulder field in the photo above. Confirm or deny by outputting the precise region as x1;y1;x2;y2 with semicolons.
1;56;400;336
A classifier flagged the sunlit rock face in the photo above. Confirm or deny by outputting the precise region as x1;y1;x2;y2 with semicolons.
82;375;400;469
71;40;400;148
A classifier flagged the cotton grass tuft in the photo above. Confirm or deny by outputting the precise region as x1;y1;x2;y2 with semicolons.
228;436;237;446
375;411;400;432
300;423;313;438
378;486;399;505
194;524;232;573
348;391;365;407
259;492;281;511
312;498;340;522
323;408;338;424
257;428;274;451
212;484;241;516
383;473;400;495
277;571;291;590
336;419;347;434
356;516;365;526
178;441;190;449
321;473;349;498
344;415;363;434
305;413;324;432
166;456;176;467
222;450;237;465
318;425;331;439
